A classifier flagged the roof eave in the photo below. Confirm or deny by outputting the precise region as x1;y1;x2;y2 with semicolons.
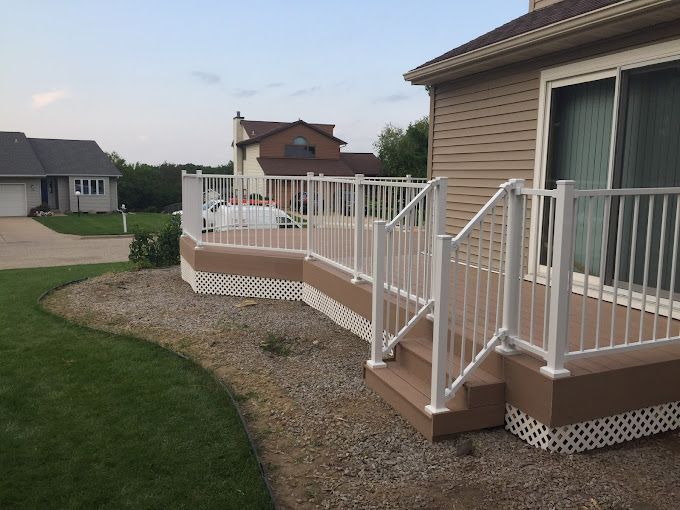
404;0;670;85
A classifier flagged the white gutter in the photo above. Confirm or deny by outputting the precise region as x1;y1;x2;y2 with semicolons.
404;0;675;84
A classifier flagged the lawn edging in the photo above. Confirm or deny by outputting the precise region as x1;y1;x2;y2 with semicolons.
36;272;277;508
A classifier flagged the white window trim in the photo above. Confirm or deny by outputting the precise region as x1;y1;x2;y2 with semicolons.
528;38;680;320
74;178;106;196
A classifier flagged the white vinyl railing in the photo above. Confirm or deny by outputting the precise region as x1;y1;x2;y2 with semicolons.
180;171;431;277
368;178;447;367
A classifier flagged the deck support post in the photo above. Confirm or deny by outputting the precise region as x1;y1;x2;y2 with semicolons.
426;234;452;415
541;180;575;379
368;221;387;368
352;174;365;283
305;172;314;260
497;179;524;355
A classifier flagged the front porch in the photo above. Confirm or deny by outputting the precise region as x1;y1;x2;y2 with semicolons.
179;172;680;452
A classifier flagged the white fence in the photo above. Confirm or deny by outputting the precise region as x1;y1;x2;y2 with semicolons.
180;171;432;278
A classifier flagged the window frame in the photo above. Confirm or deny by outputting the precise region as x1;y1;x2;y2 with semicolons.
73;178;106;196
528;38;680;317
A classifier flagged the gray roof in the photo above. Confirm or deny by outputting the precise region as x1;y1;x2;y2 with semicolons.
0;132;121;177
28;138;121;177
0;132;46;176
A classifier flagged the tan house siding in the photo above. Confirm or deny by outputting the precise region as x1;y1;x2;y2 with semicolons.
430;23;680;236
529;0;564;11
57;176;70;211
259;125;341;160
109;178;119;211
242;144;264;177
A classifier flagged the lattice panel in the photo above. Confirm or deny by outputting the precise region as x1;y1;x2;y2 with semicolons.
302;283;372;343
180;256;197;291
194;271;303;301
506;402;680;453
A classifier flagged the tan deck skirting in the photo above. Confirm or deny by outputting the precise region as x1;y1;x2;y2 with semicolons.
180;237;680;446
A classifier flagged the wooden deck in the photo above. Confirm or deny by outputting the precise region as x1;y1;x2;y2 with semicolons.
183;233;680;440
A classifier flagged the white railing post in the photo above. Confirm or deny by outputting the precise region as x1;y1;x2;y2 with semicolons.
541;180;575;379
426;234;452;414
497;178;525;354
194;170;203;245
306;172;314;259
181;170;188;236
430;178;448;302
368;220;387;368
352;173;365;283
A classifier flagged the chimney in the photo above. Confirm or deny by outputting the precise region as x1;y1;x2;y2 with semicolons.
233;111;244;175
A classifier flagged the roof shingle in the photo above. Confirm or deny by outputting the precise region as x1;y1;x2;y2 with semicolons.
412;0;624;71
0;132;45;176
28;138;121;177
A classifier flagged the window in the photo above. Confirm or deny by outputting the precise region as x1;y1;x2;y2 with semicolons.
74;178;106;195
537;43;680;294
285;136;315;158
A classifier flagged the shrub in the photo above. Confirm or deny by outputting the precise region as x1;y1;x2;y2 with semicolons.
129;214;182;268
28;203;51;217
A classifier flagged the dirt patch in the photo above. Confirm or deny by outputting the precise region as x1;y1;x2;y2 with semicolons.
43;267;680;509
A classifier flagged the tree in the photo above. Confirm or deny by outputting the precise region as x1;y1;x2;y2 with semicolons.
108;153;233;211
374;117;429;178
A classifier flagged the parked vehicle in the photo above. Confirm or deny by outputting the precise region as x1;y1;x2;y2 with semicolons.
290;192;322;214
205;204;300;230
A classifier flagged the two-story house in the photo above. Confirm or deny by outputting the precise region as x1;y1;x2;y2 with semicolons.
231;112;381;178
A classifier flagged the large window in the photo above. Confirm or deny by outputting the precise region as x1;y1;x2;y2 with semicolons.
74;178;105;195
285;136;315;158
539;48;680;294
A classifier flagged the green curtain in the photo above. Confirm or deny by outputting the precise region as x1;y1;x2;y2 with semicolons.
545;78;615;275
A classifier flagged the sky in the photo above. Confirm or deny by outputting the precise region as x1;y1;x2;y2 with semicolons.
1;1;527;166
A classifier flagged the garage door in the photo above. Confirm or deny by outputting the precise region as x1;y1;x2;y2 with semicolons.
0;184;27;216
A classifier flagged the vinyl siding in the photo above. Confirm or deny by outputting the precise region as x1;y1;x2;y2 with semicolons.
430;24;680;236
242;144;264;176
57;177;69;211
68;176;114;213
109;178;119;211
530;0;564;11
0;177;42;214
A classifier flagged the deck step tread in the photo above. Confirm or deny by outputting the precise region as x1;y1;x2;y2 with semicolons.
398;337;503;386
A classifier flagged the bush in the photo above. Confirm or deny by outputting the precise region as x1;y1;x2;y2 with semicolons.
28;203;51;217
129;214;182;268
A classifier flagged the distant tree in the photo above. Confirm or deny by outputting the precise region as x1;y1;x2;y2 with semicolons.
374;117;429;178
108;153;233;212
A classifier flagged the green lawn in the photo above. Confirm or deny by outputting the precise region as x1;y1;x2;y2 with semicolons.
0;263;272;509
35;212;171;236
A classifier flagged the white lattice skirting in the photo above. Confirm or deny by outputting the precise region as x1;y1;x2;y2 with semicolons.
179;259;371;342
301;283;372;343
506;402;680;453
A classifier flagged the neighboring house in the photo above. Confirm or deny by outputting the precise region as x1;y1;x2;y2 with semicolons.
231;112;381;178
0;132;121;216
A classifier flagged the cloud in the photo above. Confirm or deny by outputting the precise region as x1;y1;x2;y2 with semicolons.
267;82;284;88
192;71;221;84
234;89;257;97
31;89;69;109
375;93;409;103
289;86;320;97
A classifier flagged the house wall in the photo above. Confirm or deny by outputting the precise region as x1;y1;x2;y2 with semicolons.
109;178;119;211
67;176;114;213
57;177;70;211
0;177;42;214
242;144;263;177
259;125;341;160
529;0;563;11
430;22;680;236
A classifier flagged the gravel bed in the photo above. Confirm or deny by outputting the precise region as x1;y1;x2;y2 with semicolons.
44;267;680;510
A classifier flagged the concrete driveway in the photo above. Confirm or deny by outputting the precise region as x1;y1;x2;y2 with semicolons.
0;217;131;269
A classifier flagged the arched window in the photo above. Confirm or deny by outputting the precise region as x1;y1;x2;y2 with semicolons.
285;136;316;158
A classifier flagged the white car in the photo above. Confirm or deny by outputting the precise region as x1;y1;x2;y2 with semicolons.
204;204;300;230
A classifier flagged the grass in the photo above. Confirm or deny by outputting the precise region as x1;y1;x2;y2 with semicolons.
0;263;272;509
35;212;171;236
